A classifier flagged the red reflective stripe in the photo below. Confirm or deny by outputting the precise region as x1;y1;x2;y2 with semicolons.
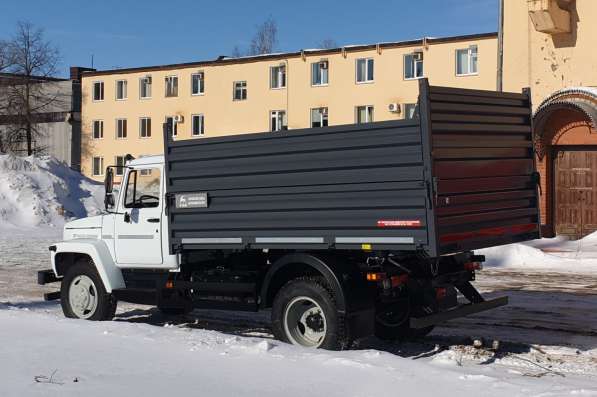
377;220;422;227
440;223;537;243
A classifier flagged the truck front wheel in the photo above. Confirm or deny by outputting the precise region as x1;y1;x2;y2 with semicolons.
271;277;351;350
60;260;117;321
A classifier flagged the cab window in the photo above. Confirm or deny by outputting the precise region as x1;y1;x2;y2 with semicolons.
124;168;161;208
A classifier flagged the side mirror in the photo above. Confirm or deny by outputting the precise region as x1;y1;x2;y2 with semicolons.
104;167;114;194
104;193;115;210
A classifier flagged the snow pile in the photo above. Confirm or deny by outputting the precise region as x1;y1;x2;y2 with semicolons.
478;232;597;274
0;155;103;232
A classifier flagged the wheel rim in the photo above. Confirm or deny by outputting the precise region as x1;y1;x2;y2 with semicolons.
68;275;98;319
283;296;327;348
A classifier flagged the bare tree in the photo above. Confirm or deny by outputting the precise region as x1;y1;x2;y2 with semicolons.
318;39;338;49
3;21;62;156
233;17;278;57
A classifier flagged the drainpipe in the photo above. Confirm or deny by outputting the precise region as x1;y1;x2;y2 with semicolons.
497;0;504;91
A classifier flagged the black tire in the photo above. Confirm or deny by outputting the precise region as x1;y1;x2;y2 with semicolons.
374;302;435;341
60;259;117;321
271;277;351;350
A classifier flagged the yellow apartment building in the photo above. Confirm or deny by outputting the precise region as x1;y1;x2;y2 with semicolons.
79;0;597;239
80;32;498;180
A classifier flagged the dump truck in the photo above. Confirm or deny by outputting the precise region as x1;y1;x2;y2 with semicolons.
38;79;541;349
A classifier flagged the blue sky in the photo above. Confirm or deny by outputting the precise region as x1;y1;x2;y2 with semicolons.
0;0;498;77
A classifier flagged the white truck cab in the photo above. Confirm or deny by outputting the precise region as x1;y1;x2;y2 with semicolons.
43;155;179;319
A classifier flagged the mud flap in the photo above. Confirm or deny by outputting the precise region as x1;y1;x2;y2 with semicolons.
409;296;508;329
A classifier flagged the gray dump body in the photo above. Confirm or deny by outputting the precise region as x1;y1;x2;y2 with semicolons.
163;79;541;257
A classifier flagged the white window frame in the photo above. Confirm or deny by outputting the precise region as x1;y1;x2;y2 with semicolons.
310;107;328;128
355;58;374;84
165;116;178;138
191;72;205;96
92;156;104;176
355;105;374;124
115;80;127;100
115;155;125;176
270;65;286;89
165;75;178;97
116;118;128;139
270;110;287;132
191;114;205;137
233;81;247;101
92;81;104;101
311;60;329;86
139;117;151;138
92;120;104;139
456;45;478;76
139;76;152;99
404;53;424;80
404;103;419;120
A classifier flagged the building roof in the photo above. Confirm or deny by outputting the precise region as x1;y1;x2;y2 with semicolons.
0;72;68;84
82;32;497;78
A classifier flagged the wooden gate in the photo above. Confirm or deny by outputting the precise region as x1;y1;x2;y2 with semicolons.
555;149;597;239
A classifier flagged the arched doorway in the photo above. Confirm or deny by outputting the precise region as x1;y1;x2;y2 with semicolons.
534;88;597;239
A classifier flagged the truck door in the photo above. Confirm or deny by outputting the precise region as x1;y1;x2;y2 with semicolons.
114;166;163;265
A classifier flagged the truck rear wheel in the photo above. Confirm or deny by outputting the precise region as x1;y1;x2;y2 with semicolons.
271;277;351;350
374;302;435;340
60;260;117;321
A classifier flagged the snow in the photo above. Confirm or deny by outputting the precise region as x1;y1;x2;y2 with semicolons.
1;306;595;397
479;232;597;274
0;155;103;233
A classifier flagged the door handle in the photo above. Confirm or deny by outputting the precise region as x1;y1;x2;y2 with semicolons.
147;218;160;223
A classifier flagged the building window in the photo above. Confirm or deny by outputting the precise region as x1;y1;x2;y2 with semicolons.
165;76;178;97
404;103;419;120
92;156;104;176
456;45;478;76
139;117;151;138
93;81;104;101
115;155;125;176
311;107;328;128
140;76;152;99
233;81;247;101
116;119;128;139
165;116;178;138
191;72;205;95
356;58;374;83
270;65;286;89
270;110;287;132
92;120;103;139
404;52;424;80
311;60;329;86
192;114;204;136
356;105;374;123
116;80;127;100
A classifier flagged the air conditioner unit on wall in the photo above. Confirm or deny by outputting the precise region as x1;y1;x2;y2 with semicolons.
144;75;152;84
174;115;184;123
388;103;401;113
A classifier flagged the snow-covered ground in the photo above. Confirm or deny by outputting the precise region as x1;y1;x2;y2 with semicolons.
1;156;596;396
1;232;596;396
